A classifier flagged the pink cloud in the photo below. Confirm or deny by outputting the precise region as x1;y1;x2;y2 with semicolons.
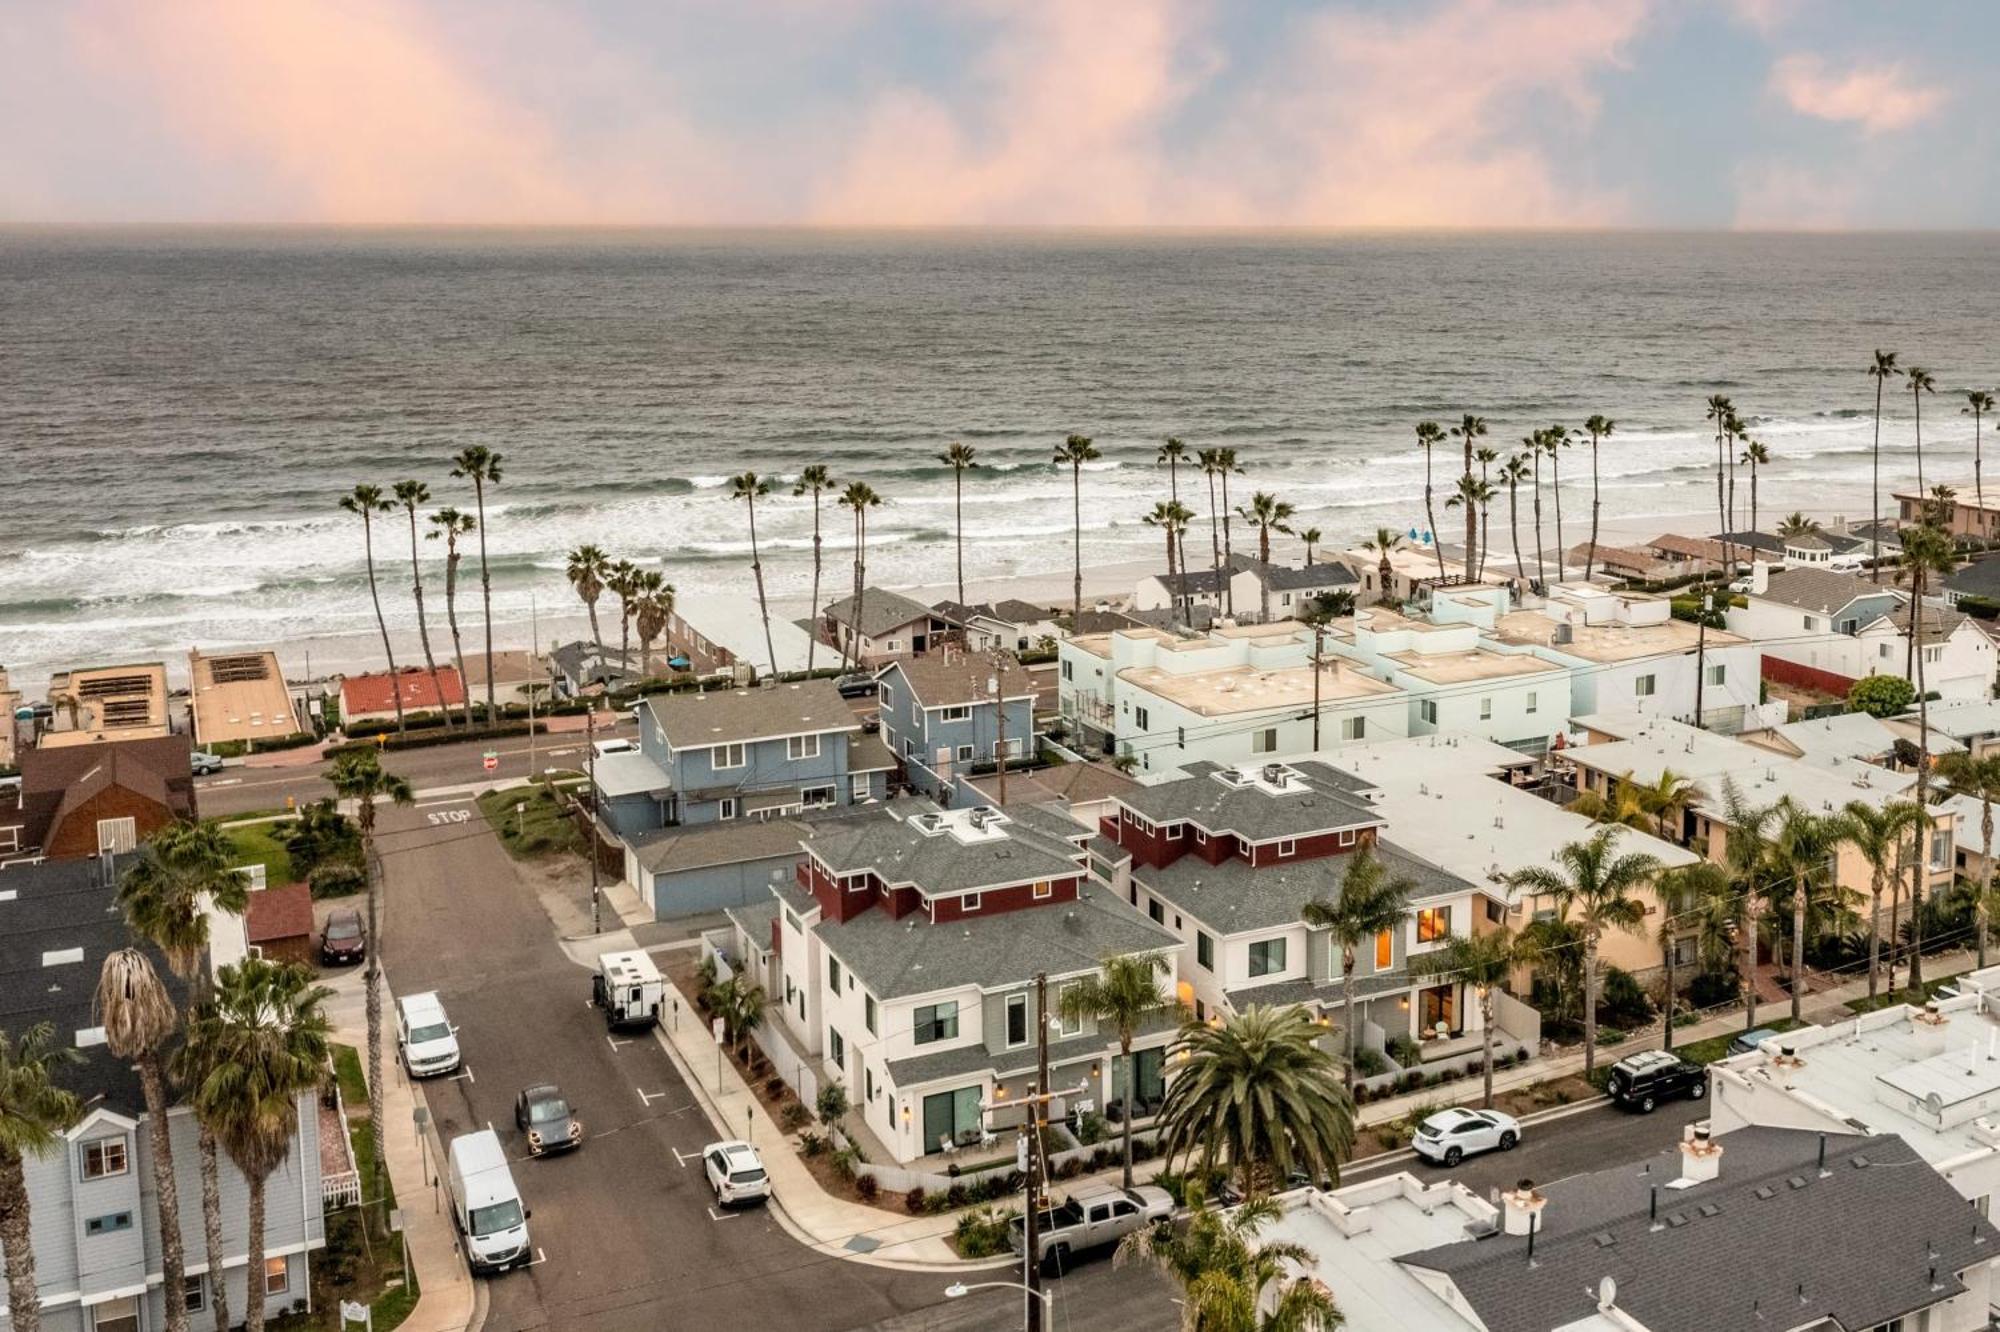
1769;53;1942;135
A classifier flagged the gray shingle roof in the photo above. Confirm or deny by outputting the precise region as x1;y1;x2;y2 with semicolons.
816;883;1180;1001
645;678;857;749
822;588;953;638
1753;566;1893;615
806;805;1085;894
885;1010;1180;1089
1222;970;1413;1012
629;818;810;875
1718;528;1870;556
1946;556;2000;600
1114;760;1384;842
1136;840;1471;934
1398;1127;1998;1332
881;653;1035;708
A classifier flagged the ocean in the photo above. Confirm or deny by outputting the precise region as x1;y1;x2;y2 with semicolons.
3;228;1997;689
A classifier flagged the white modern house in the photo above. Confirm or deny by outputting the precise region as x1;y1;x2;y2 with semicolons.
1132;554;1357;625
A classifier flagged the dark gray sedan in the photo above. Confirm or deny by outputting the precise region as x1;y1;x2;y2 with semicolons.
514;1084;582;1156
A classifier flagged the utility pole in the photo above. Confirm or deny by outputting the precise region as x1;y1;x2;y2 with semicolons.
991;649;1009;804
586;705;601;935
1310;622;1326;750
528;591;540;771
1692;592;1711;729
1025;971;1049;1332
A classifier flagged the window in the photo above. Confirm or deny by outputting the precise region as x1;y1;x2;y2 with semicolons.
1061;660;1074;681
1248;938;1287;977
264;1256;289;1295
1419;699;1438;724
828;956;843;993
878;684;894;710
1197;932;1215;971
81;1137;129;1180
802;785;835;807
913;1002;960;1045
1033;881;1053;900
85;1211;134;1237
1801;614;1816;631
864;994;878;1035
718;797;739;821
1277;839;1296;858
829;1027;846;1069
784;908;801;934
92;1297;139;1332
1148;897;1164;924
865;1067;876;1103
1338;828;1356;848
962;892;982;913
1633;674;1656;698
1925;644;1945;665
851;774;871;801
1054;982;1084;1037
903;737;917;758
1376;930;1393;969
885;638;903;653
940;705;971;722
956;744;974;762
1194;829;1209;845
787;734;821;761
183;1276;207;1314
1006;993;1030;1047
1705;663;1727;686
1134;705;1151;731
1525;691;1538;715
1417;906;1452;943
715;742;747;769
1251;727;1278;754
1478;697;1492;721
1485;898;1505;924
1340;715;1365;741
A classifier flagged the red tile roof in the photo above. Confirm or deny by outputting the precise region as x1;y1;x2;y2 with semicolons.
340;667;465;716
246;882;315;943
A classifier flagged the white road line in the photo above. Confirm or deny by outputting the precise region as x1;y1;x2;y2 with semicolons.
204;777;243;788
606;1034;632;1051
415;795;474;809
525;1247;549;1267
450;1067;476;1084
671;1147;701;1167
706;1207;740;1222
637;1087;669;1106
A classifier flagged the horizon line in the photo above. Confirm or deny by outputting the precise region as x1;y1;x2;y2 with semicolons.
4;221;2000;238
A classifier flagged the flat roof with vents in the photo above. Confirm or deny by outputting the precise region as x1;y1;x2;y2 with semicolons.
40;661;171;748
188;648;303;747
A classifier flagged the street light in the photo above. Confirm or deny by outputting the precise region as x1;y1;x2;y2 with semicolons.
944;1280;1052;1310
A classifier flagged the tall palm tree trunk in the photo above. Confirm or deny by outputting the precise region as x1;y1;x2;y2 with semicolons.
1587;433;1601;582
1478;497;1492;580
1980;800;1993;968
1716;430;1728;568
1205;471;1222;618
1911;600;1932;991
1070;466;1084;620
1868;868;1885;1002
952;467;966;607
0;1151;43;1332
361;517;406;736
1424;448;1445;579
1550;451;1564;583
443;550;472;729
1219;472;1236;619
1463;438;1476;575
747;499;779;682
1531;456;1546;588
199;1131;229;1332
1582;935;1601;1077
854;513;870;668
471;478;495;723
1341;958;1358;1093
139;1056;190;1332
1871;377;1885;581
363;819;387;1222
1118;1033;1136;1190
1790;883;1806;1023
1257;527;1272;623
1915;390;1926;494
1889;839;1907;993
806;494;823;674
243;1175;269;1332
405;508;451;731
1508;484;1525;588
1478;986;1496;1107
1749;459;1760;540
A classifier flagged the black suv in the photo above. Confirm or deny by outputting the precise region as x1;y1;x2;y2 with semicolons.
1605;1050;1707;1113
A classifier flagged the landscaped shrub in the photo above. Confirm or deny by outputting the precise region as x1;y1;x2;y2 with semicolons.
904;1187;927;1214
1075;1112;1108;1146
1354;1047;1391;1077
307;861;367;900
945;1183;969;1209
854;1174;880;1202
798;1131;828;1157
816;1081;851;1124
1597;967;1654;1028
1387;1035;1421;1067
1129;1138;1158;1163
1054;1156;1084;1180
953;1207;1019;1259
781;1103;813;1133
1687;968;1740;1009
1398;1070;1424;1093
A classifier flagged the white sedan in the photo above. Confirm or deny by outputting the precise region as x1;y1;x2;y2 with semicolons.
1412;1108;1521;1167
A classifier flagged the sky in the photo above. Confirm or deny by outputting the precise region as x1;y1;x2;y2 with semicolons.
4;0;1993;228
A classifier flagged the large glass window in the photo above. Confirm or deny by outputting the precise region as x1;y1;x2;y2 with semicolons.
913;1002;959;1046
92;1297;139;1332
1248;938;1287;977
1375;930;1393;969
715;742;747;768
864;993;878;1035
1055;981;1084;1037
1006;993;1029;1047
921;1087;983;1152
264;1256;289;1295
1197;932;1215;971
81;1137;128;1180
1417;906;1452;943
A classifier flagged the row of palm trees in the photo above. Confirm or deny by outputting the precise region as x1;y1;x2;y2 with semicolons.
341;446;505;734
561;546;678;683
1865;351;2000;577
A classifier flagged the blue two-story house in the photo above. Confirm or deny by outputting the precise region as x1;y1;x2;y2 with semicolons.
595;680;896;838
876;651;1037;803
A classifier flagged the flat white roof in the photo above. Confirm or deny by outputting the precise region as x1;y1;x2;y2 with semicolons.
675;594;821;674
1565;716;1925;817
1258;1178;1491;1332
592;750;674;798
1901;698;2000;739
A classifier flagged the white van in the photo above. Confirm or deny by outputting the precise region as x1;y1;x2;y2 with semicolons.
397;992;462;1078
591;950;663;1030
446;1130;532;1274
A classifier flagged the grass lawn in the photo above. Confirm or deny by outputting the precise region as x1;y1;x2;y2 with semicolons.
223;818;295;886
478;783;584;860
1674;1016;1803;1066
1844;970;1968;1015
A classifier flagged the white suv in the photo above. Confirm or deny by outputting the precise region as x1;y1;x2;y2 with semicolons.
703;1140;770;1206
1412;1108;1521;1167
397;992;462;1078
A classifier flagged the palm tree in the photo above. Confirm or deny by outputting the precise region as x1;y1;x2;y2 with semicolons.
1300;851;1414;1091
1765;800;1857;1022
1053;435;1101;620
1450;415;1486;573
934;442;977;607
1908;366;1937;494
727;472;780;682
1776;511;1822;539
1867;351;1901;580
633;570;674;681
1966;391;1996;522
1235;492;1296;622
1544;425;1571;581
1416;420;1447;578
1215;447;1243;616
449;446;504;720
1443;477;1493;581
1474;446;1500;577
1296;526;1322;567
565;544;612;673
1939;751;2000;967
1903;520;1957;990
792;465;836;675
426;507;478;728
118;819;247;1332
1724;412;1745;557
837;482;881;669
1410;926;1530;1106
1118;1195;1342;1331
1570;776;1652;832
95;950;191;1332
1506;829;1660;1075
1651;862;1730;1051
185;959;330;1332
339;484;404;735
391;480;452;730
1580;414;1614;580
1717;779;1777;1031
0;1024;81;1332
1520;430;1550;587
1143;502;1193;627
1499;453;1529;584
1057;953;1178;1188
1197;447;1225;609
1157;1006;1353;1199
607;559;641;685
1705;395;1734;571
1159;439;1196;608
1739;440;1770;542
1631;768;1697;842
1360;527;1404;606
327;750;412;1212
1843;798;1927;1000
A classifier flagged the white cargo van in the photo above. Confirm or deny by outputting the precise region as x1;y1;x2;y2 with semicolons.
591;950;664;1030
397;992;462;1078
446;1130;532;1274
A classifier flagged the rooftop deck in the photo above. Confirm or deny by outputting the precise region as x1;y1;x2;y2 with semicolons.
1117;662;1400;716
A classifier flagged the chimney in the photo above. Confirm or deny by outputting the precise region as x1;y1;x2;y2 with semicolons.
1500;1180;1546;1237
1678;1123;1723;1184
1751;559;1770;596
1767;1042;1806;1088
1912;1001;1951;1056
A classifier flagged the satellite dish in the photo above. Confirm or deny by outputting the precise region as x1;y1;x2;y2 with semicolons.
1927;1091;1945;1116
1598;1275;1618;1309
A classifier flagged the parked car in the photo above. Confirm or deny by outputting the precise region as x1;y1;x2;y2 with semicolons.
190;751;225;775
1412;1108;1520;1167
591;737;637;758
1727;1026;1784;1057
834;673;878;700
397;992;462;1078
703;1140;770;1207
319;908;366;965
514;1084;582;1156
1010;1182;1174;1275
1605;1049;1708;1113
446;1130;531;1274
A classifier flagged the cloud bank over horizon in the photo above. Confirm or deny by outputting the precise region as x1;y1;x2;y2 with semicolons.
3;0;1992;228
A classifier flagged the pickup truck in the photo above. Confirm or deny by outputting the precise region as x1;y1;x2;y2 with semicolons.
1009;1182;1173;1274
